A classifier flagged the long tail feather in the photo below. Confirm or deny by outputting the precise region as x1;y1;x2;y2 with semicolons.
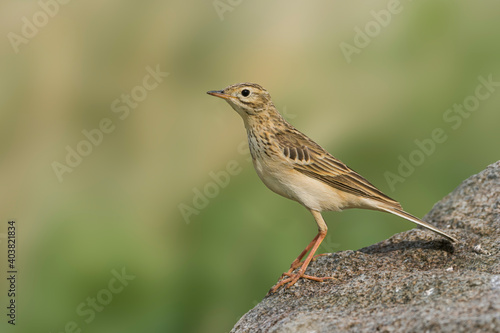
379;207;457;243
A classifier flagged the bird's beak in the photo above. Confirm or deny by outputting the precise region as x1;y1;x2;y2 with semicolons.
207;90;233;100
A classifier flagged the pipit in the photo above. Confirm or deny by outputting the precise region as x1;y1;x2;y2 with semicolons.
207;83;457;293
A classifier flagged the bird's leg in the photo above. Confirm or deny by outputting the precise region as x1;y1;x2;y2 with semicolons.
269;211;336;293
270;230;330;293
282;233;321;275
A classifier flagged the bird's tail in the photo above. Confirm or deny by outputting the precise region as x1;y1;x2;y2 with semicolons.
378;206;457;243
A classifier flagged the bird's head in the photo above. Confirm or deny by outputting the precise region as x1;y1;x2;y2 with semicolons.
207;83;274;118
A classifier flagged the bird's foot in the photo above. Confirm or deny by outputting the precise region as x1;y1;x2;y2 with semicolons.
269;270;336;294
279;254;330;279
312;253;331;261
279;259;302;279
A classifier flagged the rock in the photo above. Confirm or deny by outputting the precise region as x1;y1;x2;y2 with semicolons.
231;161;500;333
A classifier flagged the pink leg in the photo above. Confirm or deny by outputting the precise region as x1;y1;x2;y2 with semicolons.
269;210;337;293
283;233;321;275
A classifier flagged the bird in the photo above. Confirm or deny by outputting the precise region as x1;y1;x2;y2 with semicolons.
207;82;457;293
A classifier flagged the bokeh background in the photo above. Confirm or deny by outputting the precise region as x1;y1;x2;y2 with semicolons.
1;1;499;332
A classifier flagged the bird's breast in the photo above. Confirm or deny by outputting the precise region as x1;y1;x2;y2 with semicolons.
252;157;294;200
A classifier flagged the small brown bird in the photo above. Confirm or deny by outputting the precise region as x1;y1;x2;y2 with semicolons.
207;83;457;293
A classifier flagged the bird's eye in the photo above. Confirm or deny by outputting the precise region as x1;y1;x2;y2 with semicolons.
241;89;250;97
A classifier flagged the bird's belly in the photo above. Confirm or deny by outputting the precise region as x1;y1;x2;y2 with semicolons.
253;159;362;212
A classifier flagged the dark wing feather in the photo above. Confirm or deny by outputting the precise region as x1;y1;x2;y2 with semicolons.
275;128;399;205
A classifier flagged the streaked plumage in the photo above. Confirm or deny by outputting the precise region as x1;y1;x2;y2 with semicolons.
208;82;457;293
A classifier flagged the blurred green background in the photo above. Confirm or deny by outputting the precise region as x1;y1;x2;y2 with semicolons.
1;1;499;332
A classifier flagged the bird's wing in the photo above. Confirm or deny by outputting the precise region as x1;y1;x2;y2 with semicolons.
276;130;399;205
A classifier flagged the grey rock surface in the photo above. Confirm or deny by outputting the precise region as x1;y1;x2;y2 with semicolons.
231;161;500;333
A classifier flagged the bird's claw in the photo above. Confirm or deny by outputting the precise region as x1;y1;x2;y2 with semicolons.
269;270;336;294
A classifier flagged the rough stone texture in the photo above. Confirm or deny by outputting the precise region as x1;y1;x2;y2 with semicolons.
231;161;500;333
